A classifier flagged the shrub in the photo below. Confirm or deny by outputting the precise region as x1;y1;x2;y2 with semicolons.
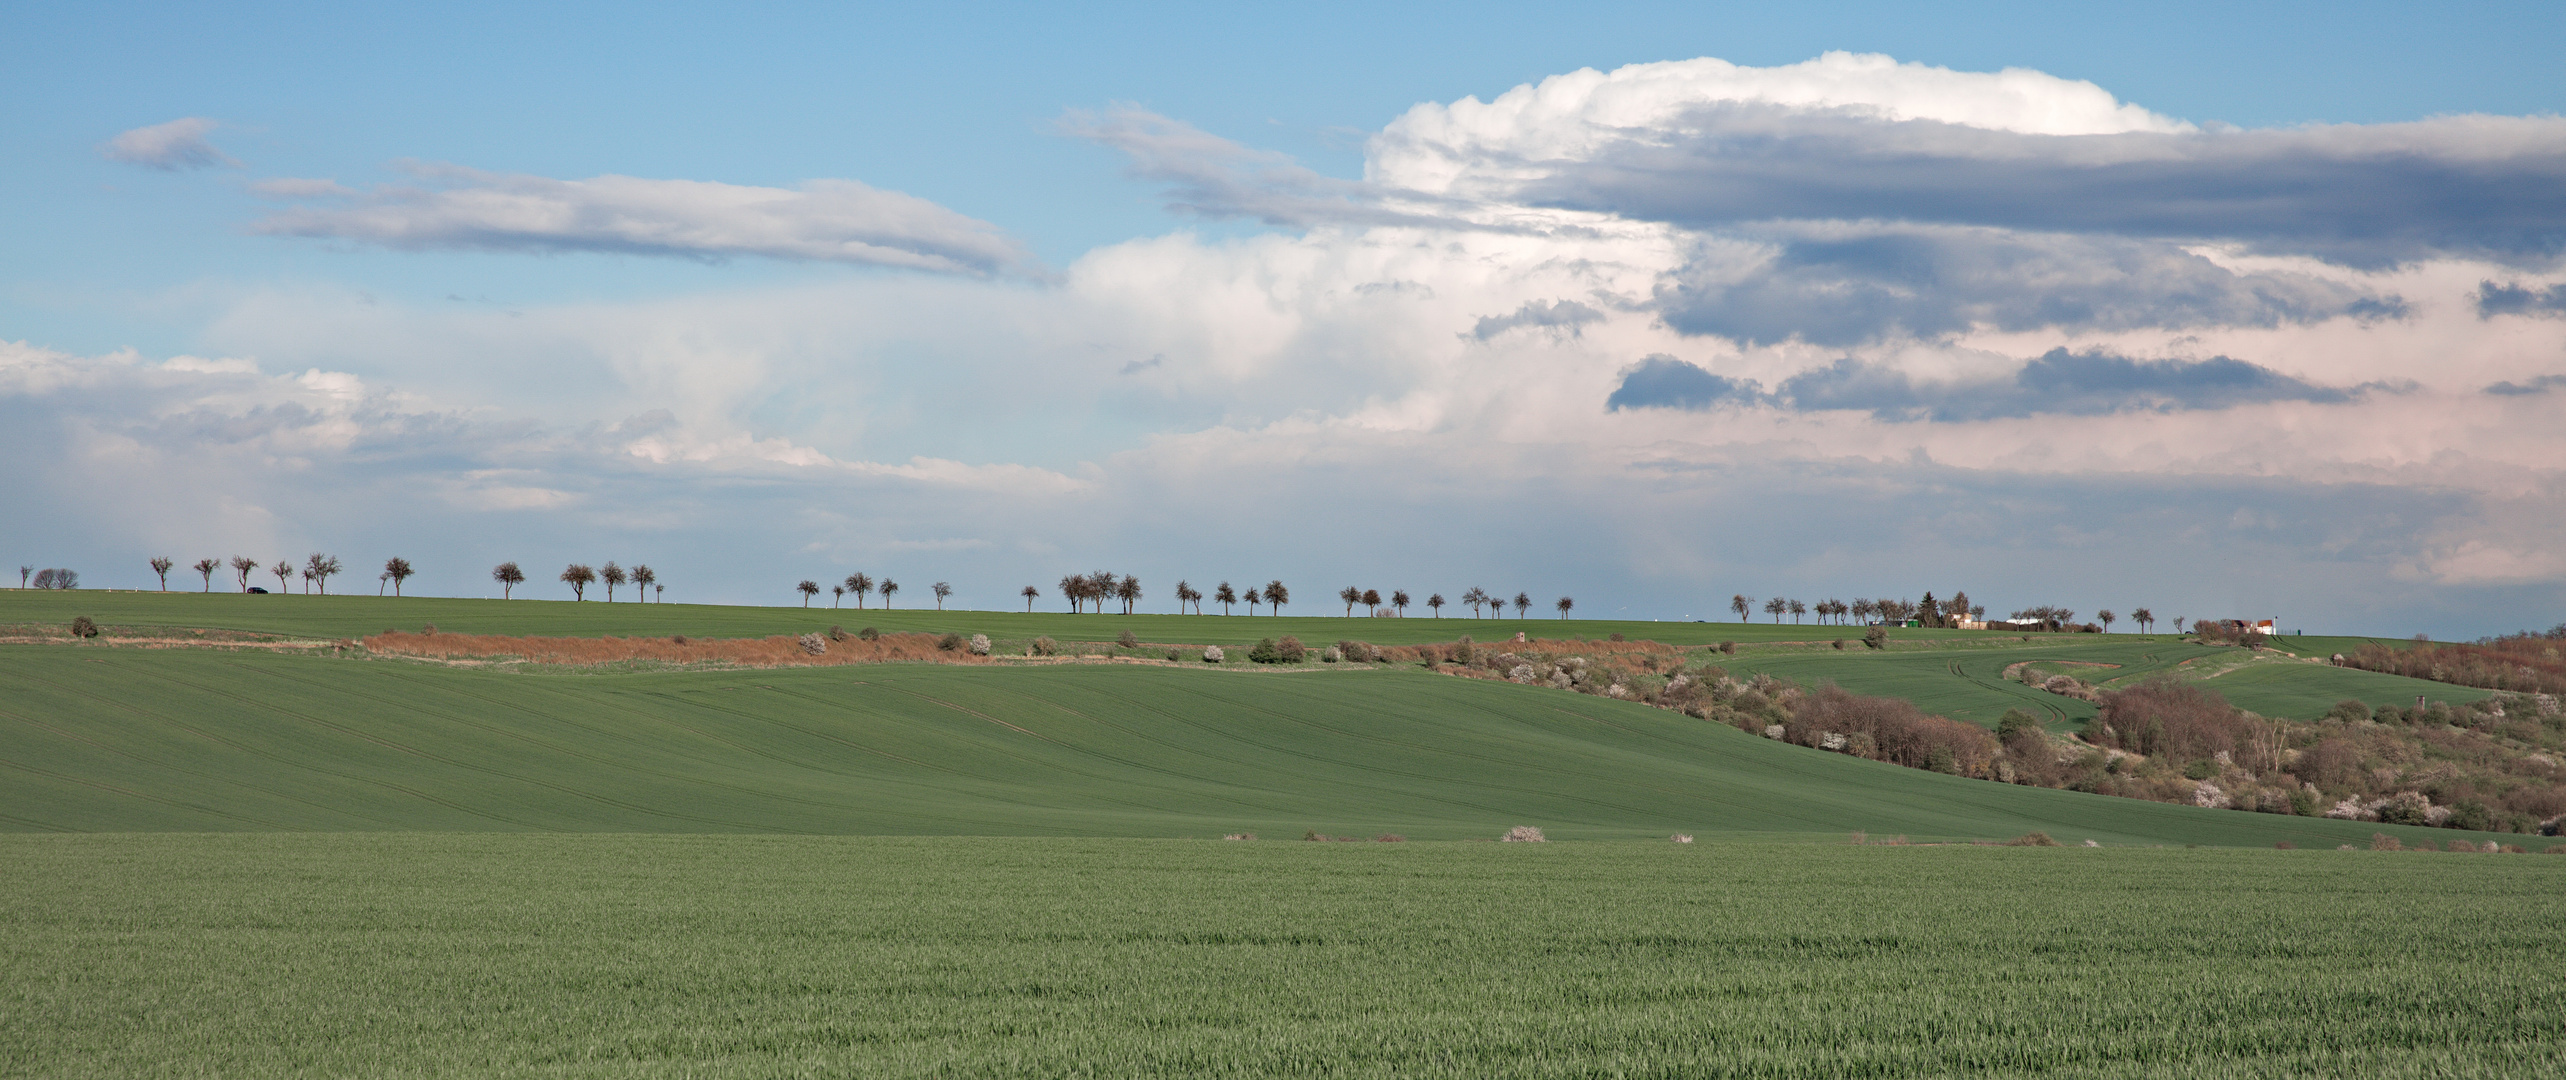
1862;627;1887;650
671;635;689;645
68;615;99;639
937;632;964;652
422;624;438;635
858;627;880;641
1276;636;1306;663
1501;825;1547;843
2370;832;2403;851
2090;678;2260;765
796;633;827;656
1321;645;1342;663
2183;758;2220;781
1452;637;1474;664
2274;840;2296;849
1787;684;1998;777
2326;699;2372;722
1031;636;1059;657
827;626;848;642
1116;629;1138;649
2547;845;2566;855
2005;832;2059;846
1165;648;1182;661
1374;834;1405;843
2446;799;2493;832
1248;638;1279;663
1719;641;1737;655
1832;638;1846;650
1222;832;1255;841
968;634;991;656
1670;833;1694;843
1202;645;1224;663
1995;709;2044;742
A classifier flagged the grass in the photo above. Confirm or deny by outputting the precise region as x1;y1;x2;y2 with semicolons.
3;834;2560;1078
4;592;2476;724
0;644;2506;848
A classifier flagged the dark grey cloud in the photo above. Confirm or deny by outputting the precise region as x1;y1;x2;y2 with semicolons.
2476;280;2566;318
1516;106;2566;267
1604;355;1764;411
1657;225;2401;346
2486;374;2566;396
1609;347;2388;420
1471;299;1605;340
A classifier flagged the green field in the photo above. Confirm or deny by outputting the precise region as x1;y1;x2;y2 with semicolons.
0;645;2504;848
4;588;2432;651
4;592;2470;727
4;834;2560;1078
1714;639;2491;727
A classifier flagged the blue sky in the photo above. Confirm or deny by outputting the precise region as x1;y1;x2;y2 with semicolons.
5;1;2564;635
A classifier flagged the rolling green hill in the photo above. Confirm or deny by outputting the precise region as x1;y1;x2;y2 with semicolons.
4;592;2473;726
0;644;2500;847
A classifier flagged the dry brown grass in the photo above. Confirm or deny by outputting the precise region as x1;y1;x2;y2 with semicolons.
365;629;999;669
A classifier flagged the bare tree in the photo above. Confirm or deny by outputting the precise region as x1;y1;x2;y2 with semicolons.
1339;585;1362;617
832;585;845;608
561;564;594;601
1244;588;1260;616
846;573;872;609
1732;594;1751;622
1512;591;1531;618
15;566;27;589
1555;596;1573;619
2098;609;2117;633
933;582;953;611
655;584;664;602
383;557;415;597
1057;574;1082;613
271;559;293;593
150;557;175;591
2132;607;2154;633
601;562;627;602
1462;587;1489;617
1109;575;1133;614
631;565;656;602
228;556;256;593
2174;616;2186;633
1021;585;1040;612
797;580;820;607
1361;588;1383;616
1086;571;1117;614
1427;592;1444;618
1392;589;1410;617
1174;580;1199;614
880;578;900;608
1215;581;1237;615
306;554;342;595
492;561;524;599
1763;597;1786;623
1264;580;1289;615
192;558;218;592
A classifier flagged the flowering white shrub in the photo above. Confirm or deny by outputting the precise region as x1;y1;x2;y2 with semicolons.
968;633;991;655
1501;825;1546;842
797;632;827;656
1202;645;1224;663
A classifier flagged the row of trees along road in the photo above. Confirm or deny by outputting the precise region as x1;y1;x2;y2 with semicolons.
530;562;661;601
129;553;374;595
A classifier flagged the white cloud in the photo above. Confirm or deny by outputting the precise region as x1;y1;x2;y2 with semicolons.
99;117;238;170
251;162;1031;275
17;54;2566;632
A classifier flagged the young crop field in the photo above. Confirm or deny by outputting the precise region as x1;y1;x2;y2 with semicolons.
2;592;2470;725
0;644;2502;848
3;833;2559;1078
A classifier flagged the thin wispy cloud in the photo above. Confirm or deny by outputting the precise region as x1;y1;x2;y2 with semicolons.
251;162;1032;275
100;118;237;170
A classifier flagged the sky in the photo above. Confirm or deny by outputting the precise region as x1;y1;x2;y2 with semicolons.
5;1;2564;637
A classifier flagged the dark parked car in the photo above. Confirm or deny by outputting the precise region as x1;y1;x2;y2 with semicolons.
247;587;268;594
